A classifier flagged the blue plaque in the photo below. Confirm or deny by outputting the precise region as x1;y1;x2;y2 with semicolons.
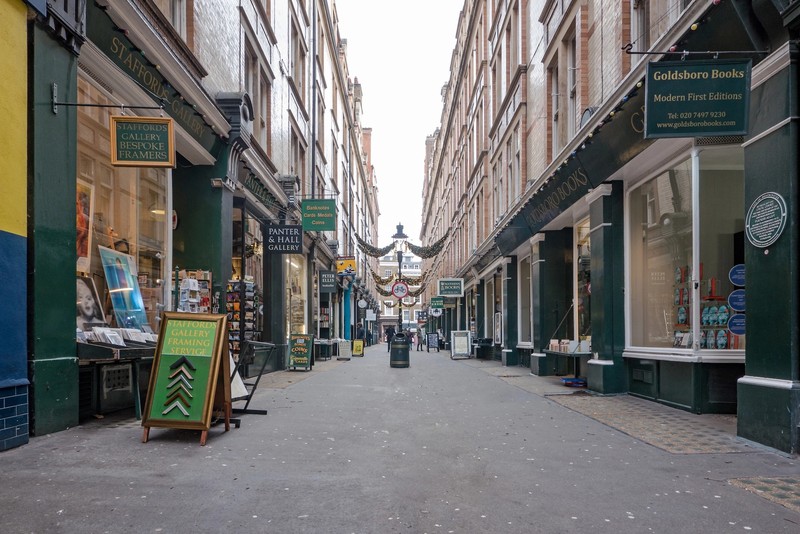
728;264;745;287
728;314;746;336
728;289;746;312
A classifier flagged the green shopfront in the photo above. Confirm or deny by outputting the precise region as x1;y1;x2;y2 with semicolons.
490;1;800;453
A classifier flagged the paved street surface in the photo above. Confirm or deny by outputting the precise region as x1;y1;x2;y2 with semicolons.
2;343;800;533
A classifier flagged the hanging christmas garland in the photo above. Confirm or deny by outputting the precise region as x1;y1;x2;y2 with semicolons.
402;269;431;286
355;233;395;257
368;264;395;286
408;283;428;298
407;232;448;258
375;285;393;297
383;299;397;308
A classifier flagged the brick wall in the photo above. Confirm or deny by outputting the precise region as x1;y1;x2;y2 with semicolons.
0;385;29;451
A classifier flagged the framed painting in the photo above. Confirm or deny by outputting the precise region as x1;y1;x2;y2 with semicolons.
76;275;106;331
76;180;94;273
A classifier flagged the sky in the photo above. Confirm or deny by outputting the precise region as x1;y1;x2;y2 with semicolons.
334;0;463;246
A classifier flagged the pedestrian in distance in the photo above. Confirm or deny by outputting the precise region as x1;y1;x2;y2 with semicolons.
386;325;396;352
356;323;365;341
417;327;425;351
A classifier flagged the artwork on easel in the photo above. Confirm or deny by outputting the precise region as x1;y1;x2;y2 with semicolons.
76;180;94;273
98;246;149;330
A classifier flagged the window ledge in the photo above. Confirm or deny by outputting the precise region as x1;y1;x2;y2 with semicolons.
623;348;744;364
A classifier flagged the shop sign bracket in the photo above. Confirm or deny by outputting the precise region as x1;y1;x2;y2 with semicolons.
51;82;166;115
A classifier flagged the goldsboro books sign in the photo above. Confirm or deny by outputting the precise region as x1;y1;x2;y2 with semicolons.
437;278;464;297
645;59;751;139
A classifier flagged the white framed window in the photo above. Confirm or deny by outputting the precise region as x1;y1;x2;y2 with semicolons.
626;146;745;353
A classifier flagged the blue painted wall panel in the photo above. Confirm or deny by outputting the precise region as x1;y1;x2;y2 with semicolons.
0;231;28;388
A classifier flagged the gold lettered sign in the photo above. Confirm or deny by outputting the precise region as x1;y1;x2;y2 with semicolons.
645;59;751;138
110;116;175;167
302;199;336;231
141;312;230;445
289;333;313;370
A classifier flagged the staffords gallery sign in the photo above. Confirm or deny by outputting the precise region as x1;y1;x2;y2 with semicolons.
110;116;175;167
645;59;751;138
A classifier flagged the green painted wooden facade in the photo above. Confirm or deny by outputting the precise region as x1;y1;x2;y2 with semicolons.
29;27;80;435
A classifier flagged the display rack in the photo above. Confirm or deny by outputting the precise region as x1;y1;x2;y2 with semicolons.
227;279;259;361
672;264;735;349
175;270;212;313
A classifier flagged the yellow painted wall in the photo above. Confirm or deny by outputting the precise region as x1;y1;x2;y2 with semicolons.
0;1;28;237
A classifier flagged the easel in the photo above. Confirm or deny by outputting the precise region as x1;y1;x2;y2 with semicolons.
230;341;274;417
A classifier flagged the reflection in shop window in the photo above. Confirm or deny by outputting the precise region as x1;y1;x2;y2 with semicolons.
76;77;167;332
628;147;744;351
629;157;693;348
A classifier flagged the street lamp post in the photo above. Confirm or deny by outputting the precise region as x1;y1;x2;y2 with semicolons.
392;223;408;333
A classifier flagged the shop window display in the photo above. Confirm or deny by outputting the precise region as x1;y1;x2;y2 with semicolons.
575;219;591;344
628;147;744;351
75;77;168;333
230;209;264;358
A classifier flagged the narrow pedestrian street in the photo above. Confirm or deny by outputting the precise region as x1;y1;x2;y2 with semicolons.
2;343;798;533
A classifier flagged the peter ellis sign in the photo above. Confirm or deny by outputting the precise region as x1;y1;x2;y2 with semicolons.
110;116;175;167
645;59;751;138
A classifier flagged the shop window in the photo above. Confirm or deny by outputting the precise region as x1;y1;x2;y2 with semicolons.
153;0;186;39
575;219;591;343
287;256;307;334
75;77;168;331
629;157;693;348
628;147;744;351
519;256;532;343
697;147;745;350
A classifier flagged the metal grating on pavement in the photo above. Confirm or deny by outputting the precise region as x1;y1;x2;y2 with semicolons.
549;393;749;454
730;477;800;514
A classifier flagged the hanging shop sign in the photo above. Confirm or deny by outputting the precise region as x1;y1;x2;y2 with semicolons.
289;333;313;371
430;296;444;309
645;59;751;139
429;308;443;317
319;270;337;293
110;116;175;167
302;199;336;231
437;278;464;297
336;256;356;276
141;312;230;445
745;192;787;248
265;225;302;253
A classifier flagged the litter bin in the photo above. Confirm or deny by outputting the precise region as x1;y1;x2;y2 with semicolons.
390;333;410;368
475;338;494;360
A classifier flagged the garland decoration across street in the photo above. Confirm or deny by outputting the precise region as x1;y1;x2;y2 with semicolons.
407;232;448;258
355;233;396;257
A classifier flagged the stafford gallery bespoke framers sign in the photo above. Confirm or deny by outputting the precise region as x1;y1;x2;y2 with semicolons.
110;116;175;167
645;59;751;139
